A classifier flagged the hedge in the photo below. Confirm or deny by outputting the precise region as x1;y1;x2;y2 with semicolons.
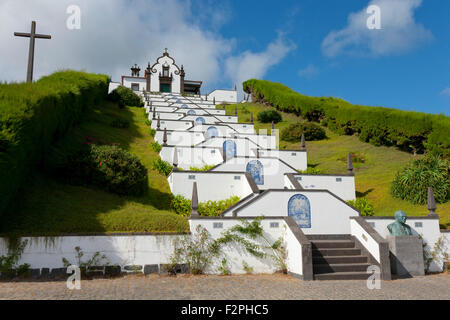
243;79;450;156
0;70;109;216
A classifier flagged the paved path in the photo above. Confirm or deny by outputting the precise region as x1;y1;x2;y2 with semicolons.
0;274;449;300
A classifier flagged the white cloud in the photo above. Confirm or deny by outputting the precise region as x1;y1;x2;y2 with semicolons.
322;0;433;57
224;35;296;95
441;88;450;96
298;64;319;78
0;0;234;88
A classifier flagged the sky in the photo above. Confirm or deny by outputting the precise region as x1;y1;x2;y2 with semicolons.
0;0;449;115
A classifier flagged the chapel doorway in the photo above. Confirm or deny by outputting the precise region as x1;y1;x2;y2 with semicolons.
160;83;171;93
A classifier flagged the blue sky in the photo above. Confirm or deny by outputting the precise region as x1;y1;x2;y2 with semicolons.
1;0;449;115
205;0;449;114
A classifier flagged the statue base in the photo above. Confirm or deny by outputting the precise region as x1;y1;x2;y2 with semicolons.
388;236;425;277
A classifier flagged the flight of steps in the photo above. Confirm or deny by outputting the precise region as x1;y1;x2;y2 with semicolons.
308;235;376;280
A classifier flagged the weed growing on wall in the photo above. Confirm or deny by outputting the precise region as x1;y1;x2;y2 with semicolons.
62;246;110;277
347;198;375;216
170;195;241;217
0;240;30;279
421;235;448;273
150;141;162;153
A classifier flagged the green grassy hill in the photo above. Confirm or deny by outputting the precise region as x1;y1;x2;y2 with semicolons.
0;101;188;236
222;103;450;229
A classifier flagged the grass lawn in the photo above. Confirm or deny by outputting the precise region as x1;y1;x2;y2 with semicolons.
0;101;189;236
222;103;450;229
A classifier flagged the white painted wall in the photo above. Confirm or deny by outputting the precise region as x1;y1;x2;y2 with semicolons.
211;157;297;190
350;219;382;262
257;150;308;171
226;190;359;235
123;77;146;92
152;112;185;121
207;89;238;104
0;234;179;270
168;172;254;202
155;131;206;146
160;146;223;169
149;55;181;93
108;82;120;94
198;138;261;157
293;174;356;201
189;218;303;275
151;119;193;131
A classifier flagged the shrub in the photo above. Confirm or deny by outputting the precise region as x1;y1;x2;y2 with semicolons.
391;155;449;204
110;119;130;129
257;109;282;123
347;198;375;216
281;122;326;142
145;119;152;126
0;70;109;216
243;79;450;156
171;195;192;216
150;141;162;153
152;159;173;177
298;167;322;175
150;129;156;137
108;86;143;108
88;145;148;195
189;165;215;171
171;195;241;217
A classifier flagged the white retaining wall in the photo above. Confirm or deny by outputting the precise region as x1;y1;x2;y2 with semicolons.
151;119;193;131
293;174;356;201
257;150;308;171
207;89;238;104
211;157;297;190
168;172;254;202
155;131;206;146
160;146;223;169
225;190;359;235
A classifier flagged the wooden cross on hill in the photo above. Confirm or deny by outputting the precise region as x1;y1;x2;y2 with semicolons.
14;21;51;83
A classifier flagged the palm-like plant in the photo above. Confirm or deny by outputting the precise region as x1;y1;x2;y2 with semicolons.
391;155;449;204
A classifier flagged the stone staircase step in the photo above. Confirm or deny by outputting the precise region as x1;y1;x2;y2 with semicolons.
313;263;371;274
312;248;361;256
314;272;371;281
313;255;368;264
311;240;355;249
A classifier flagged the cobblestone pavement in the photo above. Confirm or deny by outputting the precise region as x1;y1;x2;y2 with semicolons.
0;273;449;300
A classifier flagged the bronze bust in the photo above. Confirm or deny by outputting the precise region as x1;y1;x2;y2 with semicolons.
387;210;412;236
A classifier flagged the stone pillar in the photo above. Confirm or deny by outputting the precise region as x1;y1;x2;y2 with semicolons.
347;153;353;174
301;133;306;150
388;236;425;277
163;128;168;146
190;182;200;218
173;147;178;171
180;65;185;94
427;187;437;216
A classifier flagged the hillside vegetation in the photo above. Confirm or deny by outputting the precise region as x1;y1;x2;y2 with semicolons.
221;103;450;229
243;79;450;157
0;72;188;236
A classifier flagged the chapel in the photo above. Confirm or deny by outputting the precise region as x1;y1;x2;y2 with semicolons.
121;49;202;94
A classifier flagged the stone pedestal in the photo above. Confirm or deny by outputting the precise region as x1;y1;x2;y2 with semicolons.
388;236;424;277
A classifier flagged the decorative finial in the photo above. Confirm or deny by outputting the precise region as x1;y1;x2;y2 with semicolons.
222;145;227;162
163;128;168;146
427;187;437;215
191;182;200;218
206;95;208;101
235;106;238;116
235;84;237;91
157;114;161;130
153;108;156;120
250;112;253;124
213;97;216;105
347;153;353;174
301;133;306;149
256;149;259;158
173;147;178;170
